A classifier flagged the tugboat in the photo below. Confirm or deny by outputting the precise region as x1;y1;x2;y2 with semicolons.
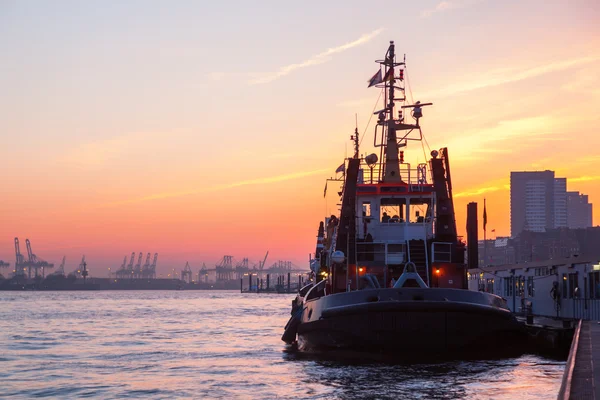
282;41;523;358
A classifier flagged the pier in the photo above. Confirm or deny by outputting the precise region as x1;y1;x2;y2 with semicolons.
240;272;307;294
559;320;600;399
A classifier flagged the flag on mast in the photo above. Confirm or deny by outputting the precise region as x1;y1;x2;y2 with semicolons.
324;181;328;198
335;163;345;174
367;69;382;87
382;67;394;82
483;198;488;232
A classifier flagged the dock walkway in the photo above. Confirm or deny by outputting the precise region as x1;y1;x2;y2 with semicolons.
559;320;600;399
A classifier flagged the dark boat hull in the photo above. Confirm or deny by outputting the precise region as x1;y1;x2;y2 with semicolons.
295;288;525;358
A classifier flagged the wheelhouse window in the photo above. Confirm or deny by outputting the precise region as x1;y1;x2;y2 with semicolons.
362;202;372;219
408;198;432;223
380;198;406;223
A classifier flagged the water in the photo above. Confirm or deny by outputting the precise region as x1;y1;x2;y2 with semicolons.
0;291;564;399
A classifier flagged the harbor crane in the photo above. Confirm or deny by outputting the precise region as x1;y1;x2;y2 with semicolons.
14;238;26;276
116;256;127;278
216;255;234;281
198;263;208;283
126;252;135;277
259;251;269;270
235;257;250;279
79;255;88;282
23;238;54;278
149;253;158;279
53;256;66;276
141;253;151;279
181;262;192;283
133;252;143;279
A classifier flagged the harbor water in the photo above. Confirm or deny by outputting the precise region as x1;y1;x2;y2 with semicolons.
0;291;564;399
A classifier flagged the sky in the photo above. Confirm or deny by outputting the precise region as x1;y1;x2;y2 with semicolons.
1;0;599;276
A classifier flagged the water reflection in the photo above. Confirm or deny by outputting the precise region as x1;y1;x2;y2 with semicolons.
0;291;564;399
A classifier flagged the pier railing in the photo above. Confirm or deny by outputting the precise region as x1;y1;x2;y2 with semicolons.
557;319;582;400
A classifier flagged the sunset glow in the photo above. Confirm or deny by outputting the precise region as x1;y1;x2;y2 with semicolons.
1;1;599;274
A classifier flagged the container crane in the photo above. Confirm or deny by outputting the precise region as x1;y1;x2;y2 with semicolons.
53;256;66;276
199;263;208;283
25;239;37;279
141;253;151;278
181;262;192;283
115;256;127;278
25;238;54;278
126;252;135;277
79;255;88;282
133;252;143;279
259;251;269;270
149;253;158;279
14;238;26;276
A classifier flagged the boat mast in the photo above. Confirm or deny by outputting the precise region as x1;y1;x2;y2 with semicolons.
351;114;359;159
382;41;403;183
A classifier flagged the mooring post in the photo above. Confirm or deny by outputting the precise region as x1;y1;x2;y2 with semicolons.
240;278;243;293
267;274;270;291
287;272;291;293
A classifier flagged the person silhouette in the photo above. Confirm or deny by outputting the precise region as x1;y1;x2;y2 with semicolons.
382;212;390;223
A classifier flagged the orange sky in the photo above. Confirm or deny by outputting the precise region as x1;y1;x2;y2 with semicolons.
1;1;599;275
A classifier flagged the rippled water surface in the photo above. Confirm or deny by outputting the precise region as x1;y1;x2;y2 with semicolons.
0;291;564;399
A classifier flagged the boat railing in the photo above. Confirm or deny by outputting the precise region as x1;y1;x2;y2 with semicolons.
360;163;429;185
356;241;406;264
305;279;326;301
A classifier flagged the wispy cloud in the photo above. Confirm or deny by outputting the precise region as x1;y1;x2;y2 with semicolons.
62;133;141;168
445;115;562;162
337;94;383;109
569;176;600;183
561;66;600;95
422;55;600;99
249;28;383;85
454;185;504;198
101;168;330;207
421;0;481;18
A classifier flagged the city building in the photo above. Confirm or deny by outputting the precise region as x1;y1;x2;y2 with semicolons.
478;237;515;266
554;177;567;228
510;171;593;237
567;191;593;229
510;170;557;237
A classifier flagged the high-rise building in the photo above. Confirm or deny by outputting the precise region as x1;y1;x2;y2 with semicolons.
554;178;567;228
510;171;557;237
511;171;593;237
567;191;593;229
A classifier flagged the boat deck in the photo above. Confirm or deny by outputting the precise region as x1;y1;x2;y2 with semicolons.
559;320;600;399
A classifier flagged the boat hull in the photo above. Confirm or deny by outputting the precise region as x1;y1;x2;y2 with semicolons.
295;288;525;358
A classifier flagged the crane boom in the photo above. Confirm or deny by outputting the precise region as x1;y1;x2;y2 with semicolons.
25;239;36;263
14;238;24;266
127;252;135;268
143;253;151;267
135;252;143;268
261;251;269;270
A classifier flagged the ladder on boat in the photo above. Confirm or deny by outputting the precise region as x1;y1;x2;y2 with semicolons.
407;239;429;286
